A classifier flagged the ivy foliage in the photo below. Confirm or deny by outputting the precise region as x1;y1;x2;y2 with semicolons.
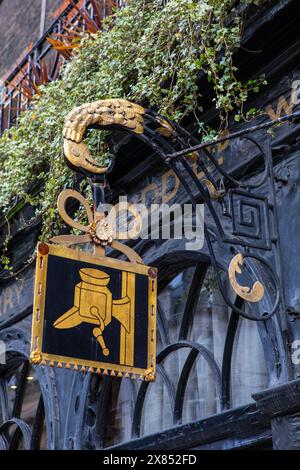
0;0;267;241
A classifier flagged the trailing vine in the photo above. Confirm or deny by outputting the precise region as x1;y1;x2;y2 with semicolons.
0;0;268;270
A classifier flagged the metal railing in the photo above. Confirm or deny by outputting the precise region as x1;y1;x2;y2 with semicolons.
0;0;123;136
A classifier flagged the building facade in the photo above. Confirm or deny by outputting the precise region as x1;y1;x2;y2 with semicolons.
1;0;300;450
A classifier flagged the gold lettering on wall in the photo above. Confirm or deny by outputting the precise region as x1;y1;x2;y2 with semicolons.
265;80;300;120
0;279;26;317
141;183;159;206
266;95;293;120
162;170;180;204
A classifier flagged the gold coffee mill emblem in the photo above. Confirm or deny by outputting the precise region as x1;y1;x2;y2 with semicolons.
30;99;157;382
54;267;136;366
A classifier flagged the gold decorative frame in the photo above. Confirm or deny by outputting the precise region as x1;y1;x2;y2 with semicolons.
30;242;157;381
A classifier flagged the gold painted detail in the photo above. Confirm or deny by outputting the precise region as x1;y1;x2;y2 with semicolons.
30;351;42;364
50;188;143;264
31;356;147;379
144;368;155;382
155;118;174;138
203;179;225;200
63;99;145;175
88;220;113;246
228;253;265;302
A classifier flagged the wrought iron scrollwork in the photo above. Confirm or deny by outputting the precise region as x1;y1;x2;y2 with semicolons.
0;329;48;450
90;104;286;324
0;357;45;449
60;97;291;336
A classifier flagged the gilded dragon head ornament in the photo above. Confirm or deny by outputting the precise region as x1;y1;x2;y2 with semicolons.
62;98;145;175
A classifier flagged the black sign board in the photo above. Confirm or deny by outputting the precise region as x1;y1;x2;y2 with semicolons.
30;243;157;381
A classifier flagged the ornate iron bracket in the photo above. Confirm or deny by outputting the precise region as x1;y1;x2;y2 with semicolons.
59;98;293;329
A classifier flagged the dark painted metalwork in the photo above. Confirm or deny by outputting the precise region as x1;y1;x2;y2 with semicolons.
0;338;45;449
112;401;271;450
221;304;241;410
178;263;208;341
30;396;45;450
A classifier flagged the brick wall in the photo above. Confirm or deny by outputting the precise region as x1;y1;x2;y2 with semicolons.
0;0;67;79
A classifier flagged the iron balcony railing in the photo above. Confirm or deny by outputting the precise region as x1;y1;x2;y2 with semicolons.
0;0;125;136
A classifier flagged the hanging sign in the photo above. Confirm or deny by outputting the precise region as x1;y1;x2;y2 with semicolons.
30;99;157;381
30;242;157;380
